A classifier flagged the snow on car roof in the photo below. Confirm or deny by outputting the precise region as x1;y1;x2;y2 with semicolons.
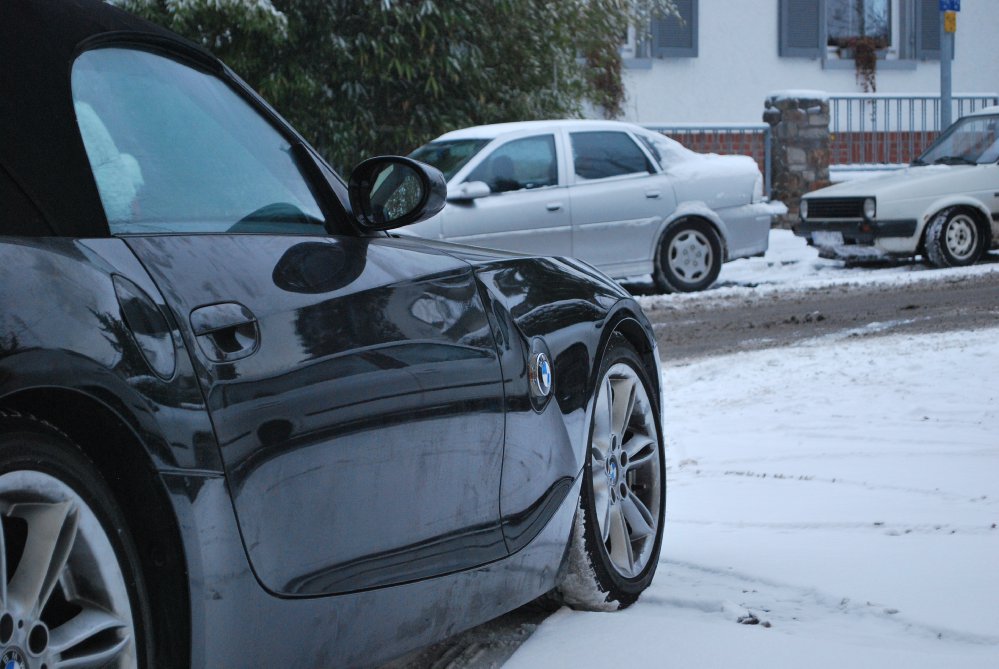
434;119;653;142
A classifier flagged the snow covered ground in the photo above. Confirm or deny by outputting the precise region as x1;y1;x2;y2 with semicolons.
504;233;999;668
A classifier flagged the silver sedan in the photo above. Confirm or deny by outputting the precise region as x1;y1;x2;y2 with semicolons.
407;119;774;292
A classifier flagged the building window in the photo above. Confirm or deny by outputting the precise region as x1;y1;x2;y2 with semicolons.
827;0;890;47
651;0;698;58
779;0;940;60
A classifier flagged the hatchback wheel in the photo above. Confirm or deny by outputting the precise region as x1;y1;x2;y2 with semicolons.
925;209;985;267
0;411;148;669
654;220;722;293
556;337;665;610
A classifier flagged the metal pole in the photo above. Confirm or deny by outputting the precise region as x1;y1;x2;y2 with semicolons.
940;13;953;129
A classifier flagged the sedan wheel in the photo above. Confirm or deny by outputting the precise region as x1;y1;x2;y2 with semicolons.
654;220;722;293
0;412;145;669
925;209;984;268
557;336;665;610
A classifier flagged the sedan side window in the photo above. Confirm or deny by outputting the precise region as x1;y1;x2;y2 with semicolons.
571;131;653;180
466;135;557;194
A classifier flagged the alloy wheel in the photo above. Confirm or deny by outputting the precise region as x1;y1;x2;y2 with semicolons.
0;470;136;669
588;363;662;578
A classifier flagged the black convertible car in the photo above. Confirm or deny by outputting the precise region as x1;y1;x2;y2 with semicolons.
0;1;666;666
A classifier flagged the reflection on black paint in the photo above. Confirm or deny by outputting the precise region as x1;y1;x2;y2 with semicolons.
272;241;365;294
553;341;590;413
292;273;492;360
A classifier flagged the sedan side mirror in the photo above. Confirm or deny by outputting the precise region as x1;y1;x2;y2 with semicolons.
348;156;447;231
447;181;491;202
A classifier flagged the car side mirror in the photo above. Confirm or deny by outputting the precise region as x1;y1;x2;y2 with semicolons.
348;156;447;231
447;181;491;202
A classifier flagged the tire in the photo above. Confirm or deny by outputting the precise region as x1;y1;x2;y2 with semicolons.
0;410;150;668
654;219;722;293
925;208;986;268
556;336;666;611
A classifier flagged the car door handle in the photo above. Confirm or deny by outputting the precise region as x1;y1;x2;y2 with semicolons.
546;202;563;211
190;302;259;362
645;190;662;199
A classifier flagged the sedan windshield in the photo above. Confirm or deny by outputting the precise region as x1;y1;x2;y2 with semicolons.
914;114;999;166
410;139;489;180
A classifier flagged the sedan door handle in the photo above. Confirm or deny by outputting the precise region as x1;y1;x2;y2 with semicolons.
546;202;563;212
190;302;260;362
645;190;662;199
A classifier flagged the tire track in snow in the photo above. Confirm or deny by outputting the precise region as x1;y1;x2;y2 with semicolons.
646;559;999;647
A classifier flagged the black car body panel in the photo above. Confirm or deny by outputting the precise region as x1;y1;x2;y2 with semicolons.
0;1;663;666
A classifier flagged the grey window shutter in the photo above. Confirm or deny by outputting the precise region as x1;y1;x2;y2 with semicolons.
780;0;823;58
651;0;698;58
915;0;941;60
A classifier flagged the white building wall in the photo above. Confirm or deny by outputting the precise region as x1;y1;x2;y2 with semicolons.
620;0;999;125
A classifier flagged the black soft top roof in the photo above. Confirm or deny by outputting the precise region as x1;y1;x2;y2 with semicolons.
1;0;220;236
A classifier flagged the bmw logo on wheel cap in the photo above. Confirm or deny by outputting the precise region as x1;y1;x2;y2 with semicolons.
2;648;26;669
530;352;553;398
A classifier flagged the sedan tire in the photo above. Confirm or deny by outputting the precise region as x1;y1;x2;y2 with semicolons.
556;336;665;611
654;220;722;293
925;208;986;268
0;410;149;669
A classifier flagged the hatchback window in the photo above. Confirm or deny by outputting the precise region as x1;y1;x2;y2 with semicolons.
571;131;652;180
466;135;558;193
72;48;326;234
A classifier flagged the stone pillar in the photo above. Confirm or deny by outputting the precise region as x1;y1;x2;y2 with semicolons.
764;92;830;227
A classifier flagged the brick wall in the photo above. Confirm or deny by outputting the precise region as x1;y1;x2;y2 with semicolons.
828;130;940;165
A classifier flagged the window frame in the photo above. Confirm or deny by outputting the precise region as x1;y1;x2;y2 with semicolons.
650;0;698;58
779;0;940;62
463;134;561;195
568;130;657;184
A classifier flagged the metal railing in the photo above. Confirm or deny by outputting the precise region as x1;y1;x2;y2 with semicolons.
643;123;772;199
828;93;999;167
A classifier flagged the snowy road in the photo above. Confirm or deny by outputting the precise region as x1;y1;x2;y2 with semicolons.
386;232;999;668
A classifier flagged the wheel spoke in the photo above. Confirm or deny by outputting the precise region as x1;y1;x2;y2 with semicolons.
610;376;636;438
608;505;635;573
7;501;78;617
49;607;128;655
591;470;610;539
623;434;656;470
592;377;613;456
621;494;656;540
52;634;130;669
600;496;614;543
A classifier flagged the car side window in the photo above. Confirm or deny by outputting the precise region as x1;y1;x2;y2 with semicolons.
71;48;327;235
570;131;653;180
466;135;558;194
0;165;51;236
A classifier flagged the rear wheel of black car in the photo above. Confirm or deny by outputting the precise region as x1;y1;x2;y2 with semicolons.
925;208;986;268
556;337;665;611
654;220;722;293
0;411;149;669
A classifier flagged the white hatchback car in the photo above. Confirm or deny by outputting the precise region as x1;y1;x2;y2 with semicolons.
798;106;999;266
406;120;774;292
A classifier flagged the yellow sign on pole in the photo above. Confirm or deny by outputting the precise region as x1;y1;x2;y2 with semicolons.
944;10;957;33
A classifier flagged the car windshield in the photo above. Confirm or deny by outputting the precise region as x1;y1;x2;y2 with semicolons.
914;114;999;166
410;139;489;180
72;48;327;235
